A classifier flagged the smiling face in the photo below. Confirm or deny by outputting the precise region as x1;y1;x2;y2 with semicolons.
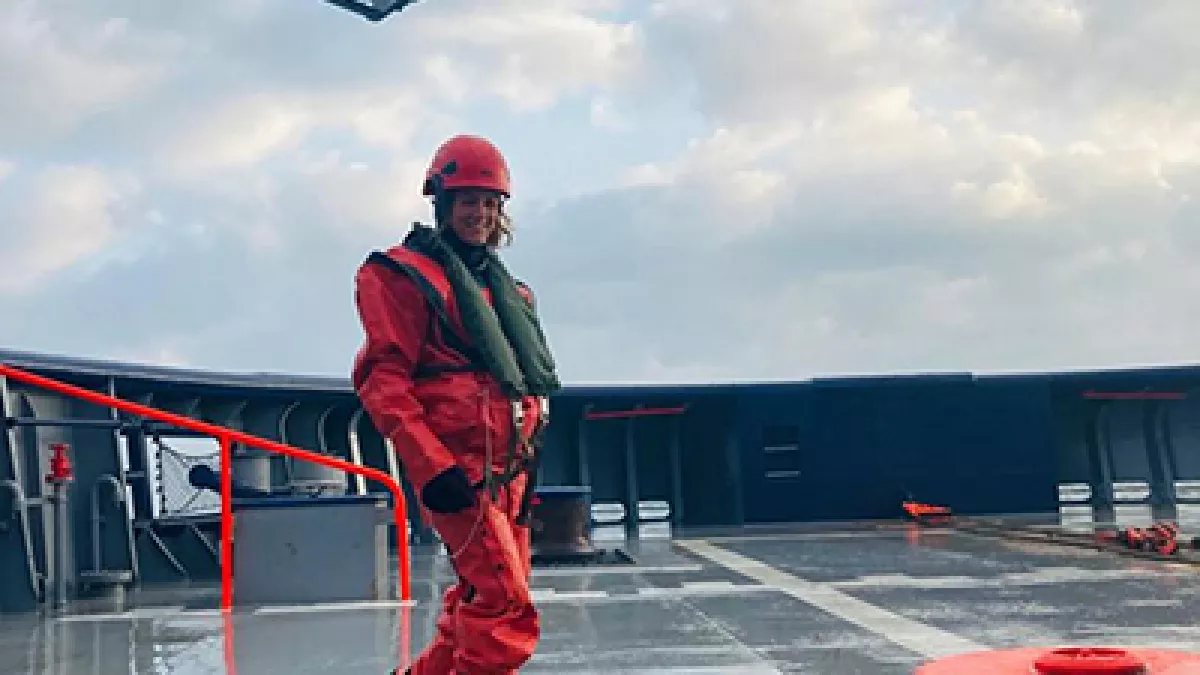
447;188;505;247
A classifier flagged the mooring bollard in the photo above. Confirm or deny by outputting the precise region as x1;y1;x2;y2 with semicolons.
530;486;597;564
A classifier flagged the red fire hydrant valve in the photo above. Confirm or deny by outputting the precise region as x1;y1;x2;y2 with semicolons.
916;647;1200;675
47;443;73;483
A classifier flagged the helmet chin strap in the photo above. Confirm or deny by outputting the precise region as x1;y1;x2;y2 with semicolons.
428;168;453;226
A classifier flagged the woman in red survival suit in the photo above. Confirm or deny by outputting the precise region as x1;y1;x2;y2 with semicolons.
351;134;561;674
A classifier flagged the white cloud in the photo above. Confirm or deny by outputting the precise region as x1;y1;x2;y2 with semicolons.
105;343;193;369
163;93;317;172
2;0;1200;383
518;0;1200;381
0;0;184;147
589;96;624;130
158;88;448;176
291;151;431;237
0;164;142;294
952;163;1050;221
408;0;643;106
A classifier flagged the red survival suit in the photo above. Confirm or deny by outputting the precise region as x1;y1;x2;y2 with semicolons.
352;237;547;674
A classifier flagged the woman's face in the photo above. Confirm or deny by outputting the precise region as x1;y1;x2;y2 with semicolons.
448;188;504;246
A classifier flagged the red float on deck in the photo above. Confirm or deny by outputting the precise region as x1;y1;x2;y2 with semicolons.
916;647;1200;674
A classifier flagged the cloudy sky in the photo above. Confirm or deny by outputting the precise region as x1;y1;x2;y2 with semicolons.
1;0;1198;385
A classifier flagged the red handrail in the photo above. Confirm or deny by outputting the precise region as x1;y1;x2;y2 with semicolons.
0;363;412;608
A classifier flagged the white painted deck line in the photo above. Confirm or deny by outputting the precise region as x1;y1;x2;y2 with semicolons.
252;599;414;615
698;530;905;543
56;600;418;622
529;589;610;602
531;564;703;577
635;582;774;597
676;539;989;660
828;566;1173;589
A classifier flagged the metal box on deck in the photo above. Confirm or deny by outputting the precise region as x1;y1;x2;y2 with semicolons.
231;494;390;606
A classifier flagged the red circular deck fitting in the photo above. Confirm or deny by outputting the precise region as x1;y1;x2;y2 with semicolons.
915;647;1200;675
1034;648;1147;674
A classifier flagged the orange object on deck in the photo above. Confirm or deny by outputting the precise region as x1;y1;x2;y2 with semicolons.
916;646;1200;674
1096;521;1181;557
902;500;952;524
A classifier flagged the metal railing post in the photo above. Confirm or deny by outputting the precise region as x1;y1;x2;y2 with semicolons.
220;434;234;611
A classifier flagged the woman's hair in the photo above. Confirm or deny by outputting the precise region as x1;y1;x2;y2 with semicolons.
489;210;514;248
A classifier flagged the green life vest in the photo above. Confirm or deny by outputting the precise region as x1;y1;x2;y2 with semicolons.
368;223;561;400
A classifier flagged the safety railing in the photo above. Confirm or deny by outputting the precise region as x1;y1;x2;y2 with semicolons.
0;363;412;608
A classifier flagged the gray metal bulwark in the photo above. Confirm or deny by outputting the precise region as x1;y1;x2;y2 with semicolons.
0;375;40;612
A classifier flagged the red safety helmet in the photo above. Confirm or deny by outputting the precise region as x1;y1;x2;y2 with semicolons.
422;134;511;198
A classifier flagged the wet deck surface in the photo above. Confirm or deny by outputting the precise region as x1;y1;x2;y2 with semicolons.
3;523;1198;674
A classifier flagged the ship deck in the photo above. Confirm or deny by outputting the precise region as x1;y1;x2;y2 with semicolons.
3;520;1199;674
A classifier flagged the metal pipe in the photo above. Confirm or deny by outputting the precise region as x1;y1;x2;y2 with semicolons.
106;377;140;583
46;441;76;613
668;413;684;530
346;407;367;496
624;406;641;536
577;403;592;487
51;481;69;610
316;404;335;455
5;417;123;429
136;426;214;438
5;417;212;437
0;479;23;525
89;475;124;572
278;400;301;485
